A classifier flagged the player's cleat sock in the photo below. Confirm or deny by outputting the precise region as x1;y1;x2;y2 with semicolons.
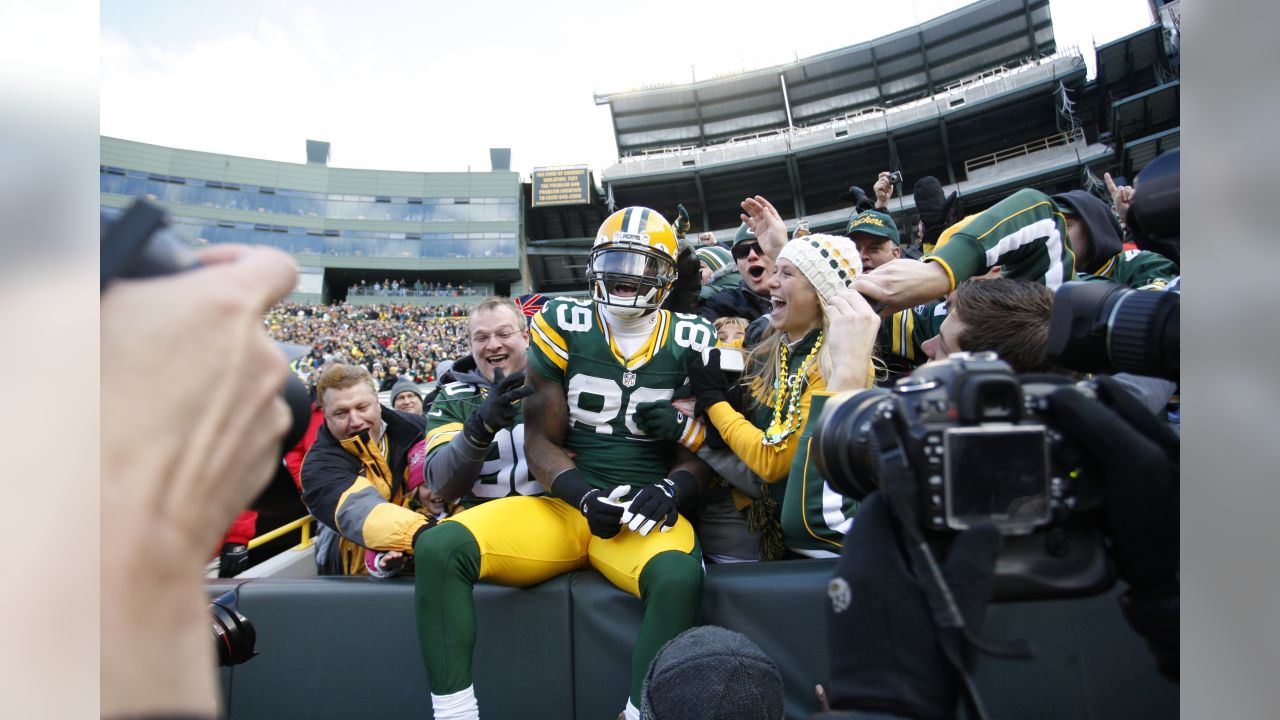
430;685;478;720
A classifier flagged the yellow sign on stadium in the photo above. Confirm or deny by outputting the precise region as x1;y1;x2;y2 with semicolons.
532;166;590;207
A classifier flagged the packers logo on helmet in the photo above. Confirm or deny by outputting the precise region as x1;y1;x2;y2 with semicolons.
588;207;679;318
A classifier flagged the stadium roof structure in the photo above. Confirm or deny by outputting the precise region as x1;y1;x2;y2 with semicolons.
1095;24;1171;90
594;0;1055;158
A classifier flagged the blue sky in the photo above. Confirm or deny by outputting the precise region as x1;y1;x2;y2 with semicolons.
100;0;1155;176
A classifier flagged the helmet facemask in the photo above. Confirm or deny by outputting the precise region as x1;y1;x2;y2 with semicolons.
587;243;676;320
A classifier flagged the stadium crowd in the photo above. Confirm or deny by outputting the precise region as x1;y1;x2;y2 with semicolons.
347;278;485;297
265;302;471;386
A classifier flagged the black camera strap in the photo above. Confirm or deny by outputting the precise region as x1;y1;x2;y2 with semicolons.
870;405;1030;720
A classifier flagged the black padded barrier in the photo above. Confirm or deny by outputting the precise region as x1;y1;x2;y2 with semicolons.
215;562;1176;720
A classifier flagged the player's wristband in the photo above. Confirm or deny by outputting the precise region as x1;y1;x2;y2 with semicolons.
666;469;698;503
549;467;591;509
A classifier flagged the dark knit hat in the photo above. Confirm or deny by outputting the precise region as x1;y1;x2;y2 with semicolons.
389;378;421;405
733;222;757;247
640;626;784;720
1051;189;1123;274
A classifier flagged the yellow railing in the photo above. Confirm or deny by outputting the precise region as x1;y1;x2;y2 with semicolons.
247;515;315;551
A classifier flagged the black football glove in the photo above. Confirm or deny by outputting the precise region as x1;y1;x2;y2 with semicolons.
549;468;628;539
1048;375;1179;679
621;471;697;537
462;367;532;445
635;400;705;450
822;492;1000;720
688;350;731;417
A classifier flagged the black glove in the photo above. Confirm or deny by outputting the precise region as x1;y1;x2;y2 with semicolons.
622;471;697;537
1048;376;1179;679
218;542;250;578
824;492;999;720
688;350;731;417
549;468;627;539
635;400;704;450
462;367;532;445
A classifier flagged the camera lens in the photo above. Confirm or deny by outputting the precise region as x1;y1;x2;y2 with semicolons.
1047;281;1179;380
209;591;256;667
811;388;891;500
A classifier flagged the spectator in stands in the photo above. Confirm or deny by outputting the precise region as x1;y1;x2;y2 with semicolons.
714;316;748;345
846;209;902;272
854;187;1080;313
423;297;539;509
696;231;719;247
389;377;425;415
103;244;296;719
697;222;775;323
695;246;740;302
300;364;435;575
1052;188;1179;289
678;217;879;562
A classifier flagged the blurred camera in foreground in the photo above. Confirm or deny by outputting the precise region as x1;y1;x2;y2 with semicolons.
813;352;1113;600
209;591;256;667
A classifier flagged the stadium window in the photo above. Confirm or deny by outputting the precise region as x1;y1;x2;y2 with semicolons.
207;180;224;189
225;184;241;192
408;197;423;204
105;166;126;176
456;197;471;204
376;195;391;203
949;98;965;108
217;221;235;229
835;130;848;138
253;223;271;232
323;229;339;237
406;233;421;240
260;186;276;194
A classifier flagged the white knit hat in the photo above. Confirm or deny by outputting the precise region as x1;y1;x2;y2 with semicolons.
776;233;862;302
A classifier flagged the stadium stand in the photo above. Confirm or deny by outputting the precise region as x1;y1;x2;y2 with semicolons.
526;0;1179;292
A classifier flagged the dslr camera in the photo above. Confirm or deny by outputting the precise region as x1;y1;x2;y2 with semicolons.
813;352;1114;600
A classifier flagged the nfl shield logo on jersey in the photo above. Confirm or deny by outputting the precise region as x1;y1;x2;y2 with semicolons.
622;371;637;388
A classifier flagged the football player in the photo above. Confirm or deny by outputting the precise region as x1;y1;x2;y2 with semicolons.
413;207;717;720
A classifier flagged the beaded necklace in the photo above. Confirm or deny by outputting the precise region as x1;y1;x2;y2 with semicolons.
761;331;823;449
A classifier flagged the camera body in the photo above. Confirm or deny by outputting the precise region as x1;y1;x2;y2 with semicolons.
888;170;904;190
814;352;1114;600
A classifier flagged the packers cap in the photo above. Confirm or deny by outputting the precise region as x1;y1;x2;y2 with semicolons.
845;209;901;245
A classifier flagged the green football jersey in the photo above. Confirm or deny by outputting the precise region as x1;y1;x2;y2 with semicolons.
877;300;949;369
929;188;1076;290
1080;248;1179;290
528;297;717;491
781;391;858;557
423;380;535;508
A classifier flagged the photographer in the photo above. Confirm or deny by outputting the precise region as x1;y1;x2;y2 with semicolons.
103;244;297;719
813;371;1178;719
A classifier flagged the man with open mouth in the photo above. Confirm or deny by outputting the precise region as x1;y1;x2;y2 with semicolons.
697;221;775;324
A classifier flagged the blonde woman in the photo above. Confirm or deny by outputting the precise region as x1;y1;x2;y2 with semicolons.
685;197;881;559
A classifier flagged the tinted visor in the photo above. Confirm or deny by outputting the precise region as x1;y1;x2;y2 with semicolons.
591;247;671;278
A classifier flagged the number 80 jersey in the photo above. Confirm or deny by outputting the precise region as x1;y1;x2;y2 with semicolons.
528;297;717;491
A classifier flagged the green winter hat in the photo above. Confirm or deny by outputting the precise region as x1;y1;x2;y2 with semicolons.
733;222;756;246
845;209;901;245
695;246;733;272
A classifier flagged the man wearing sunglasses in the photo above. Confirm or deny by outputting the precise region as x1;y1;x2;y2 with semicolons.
697;222;775;323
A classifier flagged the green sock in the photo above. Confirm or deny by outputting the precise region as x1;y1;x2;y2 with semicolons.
414;522;482;695
630;549;705;705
